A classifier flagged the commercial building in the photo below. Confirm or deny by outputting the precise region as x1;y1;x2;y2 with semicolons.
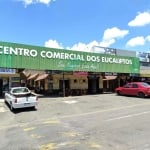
0;41;140;97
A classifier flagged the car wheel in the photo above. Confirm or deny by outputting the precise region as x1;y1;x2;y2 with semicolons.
138;92;145;98
10;102;14;111
117;91;122;96
31;106;37;110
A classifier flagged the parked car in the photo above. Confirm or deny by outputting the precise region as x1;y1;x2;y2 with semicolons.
4;87;38;111
115;82;150;98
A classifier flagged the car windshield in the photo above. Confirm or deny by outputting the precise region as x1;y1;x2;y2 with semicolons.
141;82;150;87
12;88;29;94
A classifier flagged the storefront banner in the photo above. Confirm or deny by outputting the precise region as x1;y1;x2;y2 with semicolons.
0;41;140;73
0;68;16;74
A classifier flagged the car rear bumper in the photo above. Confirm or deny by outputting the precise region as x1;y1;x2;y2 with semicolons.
12;102;37;109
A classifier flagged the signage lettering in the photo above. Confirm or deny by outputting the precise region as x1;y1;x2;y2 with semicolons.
0;46;38;57
0;45;133;65
0;41;140;73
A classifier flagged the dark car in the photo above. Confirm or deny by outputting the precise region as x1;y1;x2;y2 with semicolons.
115;82;150;98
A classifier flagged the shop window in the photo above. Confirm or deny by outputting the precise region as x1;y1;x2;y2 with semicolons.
83;79;86;83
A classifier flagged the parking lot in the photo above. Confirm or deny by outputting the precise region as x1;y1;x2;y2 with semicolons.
1;93;150;150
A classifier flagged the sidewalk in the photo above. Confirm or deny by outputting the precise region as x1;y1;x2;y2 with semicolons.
0;98;4;103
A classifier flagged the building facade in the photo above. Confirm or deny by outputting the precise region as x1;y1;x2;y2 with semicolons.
0;41;140;96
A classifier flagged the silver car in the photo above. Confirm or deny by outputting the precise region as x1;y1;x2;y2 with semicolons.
4;87;38;111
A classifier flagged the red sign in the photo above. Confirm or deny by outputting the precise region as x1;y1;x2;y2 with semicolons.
73;71;88;76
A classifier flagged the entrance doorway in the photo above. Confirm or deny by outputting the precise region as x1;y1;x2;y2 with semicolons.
88;77;99;94
59;79;70;96
103;79;118;92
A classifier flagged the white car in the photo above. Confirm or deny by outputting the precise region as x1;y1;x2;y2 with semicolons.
4;87;38;111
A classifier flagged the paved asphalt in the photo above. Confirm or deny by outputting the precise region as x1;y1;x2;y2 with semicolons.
0;94;150;150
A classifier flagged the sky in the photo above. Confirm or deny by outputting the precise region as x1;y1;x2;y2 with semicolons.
0;0;150;53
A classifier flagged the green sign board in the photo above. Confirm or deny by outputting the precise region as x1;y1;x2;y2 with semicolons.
0;41;139;73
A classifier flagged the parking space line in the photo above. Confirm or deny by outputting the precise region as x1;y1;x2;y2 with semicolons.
55;102;150;119
23;127;36;131
105;110;150;121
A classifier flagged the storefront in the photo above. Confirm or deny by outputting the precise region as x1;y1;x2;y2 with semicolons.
0;41;140;96
0;68;20;96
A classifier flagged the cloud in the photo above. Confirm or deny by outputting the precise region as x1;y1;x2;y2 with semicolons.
66;41;101;52
100;27;129;47
146;35;150;42
128;11;150;27
102;27;129;40
99;39;115;47
45;39;63;49
45;40;100;52
45;27;129;52
126;36;145;47
67;42;89;52
18;0;54;6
